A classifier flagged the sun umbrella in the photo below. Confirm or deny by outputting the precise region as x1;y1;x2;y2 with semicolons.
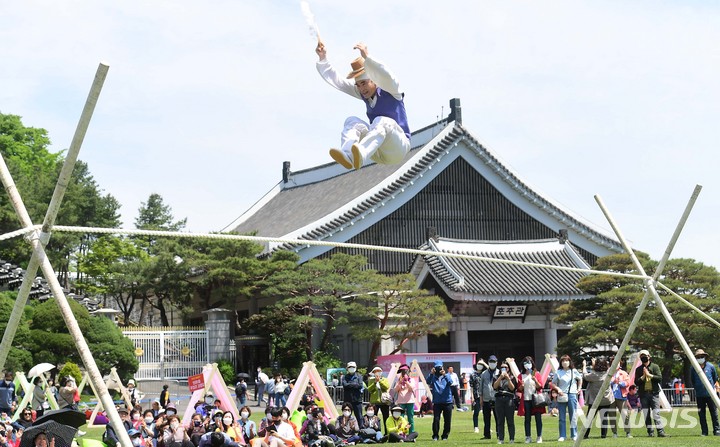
19;420;77;447
236;372;251;380
33;408;87;429
27;363;55;379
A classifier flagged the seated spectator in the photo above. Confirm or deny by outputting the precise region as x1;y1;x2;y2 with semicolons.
360;404;385;443
335;404;361;445
254;408;300;447
301;405;334;447
13;408;34;429
220;411;243;444
626;385;641;411
385;405;417;443
237;406;257;445
188;413;207;446
141;410;157;443
418;396;432;417
164;415;194;447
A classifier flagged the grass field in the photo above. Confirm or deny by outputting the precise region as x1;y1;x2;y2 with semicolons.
79;408;715;447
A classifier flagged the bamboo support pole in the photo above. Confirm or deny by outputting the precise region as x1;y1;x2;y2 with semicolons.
574;185;701;446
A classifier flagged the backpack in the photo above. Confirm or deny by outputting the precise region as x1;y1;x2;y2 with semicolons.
235;383;247;398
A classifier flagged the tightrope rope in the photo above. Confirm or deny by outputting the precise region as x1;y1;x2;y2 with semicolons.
42;224;651;281
656;282;720;329
0;225;41;242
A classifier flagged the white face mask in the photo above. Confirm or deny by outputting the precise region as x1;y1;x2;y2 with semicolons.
240;412;249;419
170;422;180;431
132;438;142;447
306;414;314;420
166;410;176;416
133;414;141;421
343;411;351;417
698;357;706;365
561;361;570;369
524;363;532;371
223;418;233;426
145;417;154;424
392;412;401;418
347;368;356;374
488;362;497;369
476;363;484;371
366;410;374;417
281;414;288;421
500;367;507;374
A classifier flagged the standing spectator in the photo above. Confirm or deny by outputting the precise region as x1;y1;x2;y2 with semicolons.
479;355;500;440
128;379;143;407
517;356;544;444
469;359;487;434
460;372;469;409
160;385;170;409
235;379;248;408
446;366;461;410
582;357;615;439
0;373;16;417
550;354;582;442
341;361;366;428
31;377;46;418
385;405;418;443
610;358;633;438
46;379;58;404
393;364;416;433
256;367;269;406
634;349;668;437
492;361;517;445
426;360;453;441
626;385;641;412
271;374;287;408
367;366;390;431
690;348;720;436
57;376;77;410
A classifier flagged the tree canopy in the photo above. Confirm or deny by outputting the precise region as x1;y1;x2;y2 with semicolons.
556;253;720;381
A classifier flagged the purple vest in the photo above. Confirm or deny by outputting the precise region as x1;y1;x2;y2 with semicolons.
365;89;411;140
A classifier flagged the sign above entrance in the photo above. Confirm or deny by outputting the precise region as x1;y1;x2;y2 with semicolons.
493;304;527;318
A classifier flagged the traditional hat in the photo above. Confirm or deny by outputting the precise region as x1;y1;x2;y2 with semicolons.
346;57;367;79
695;348;709;357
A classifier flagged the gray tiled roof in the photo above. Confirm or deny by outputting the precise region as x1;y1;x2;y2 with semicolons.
227;122;622;258
414;237;592;300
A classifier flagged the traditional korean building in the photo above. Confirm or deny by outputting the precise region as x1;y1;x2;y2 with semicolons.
225;99;623;365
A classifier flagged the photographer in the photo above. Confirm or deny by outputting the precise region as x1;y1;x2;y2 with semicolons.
393;364;416;433
426;361;454;441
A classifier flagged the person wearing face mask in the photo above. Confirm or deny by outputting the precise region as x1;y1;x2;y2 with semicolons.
426;360;453;441
0;373;17;419
358;404;384;443
140;410;156;444
335;404;361;445
279;406;302;445
128;429;145;447
165;403;178;418
550;354;582;441
236;406;256;445
492;362;517;444
300;405;334;447
262;408;300;447
479;355;500;440
633;349;667;437
469;358;488;434
385;405;417;443
341;362;366;428
609;358;633;438
187;413;207;446
256;367;269;406
393;364;416;434
220;411;242;443
517;356;544;444
367;366;391;432
690;348;720;436
163;415;194;447
208;410;224;434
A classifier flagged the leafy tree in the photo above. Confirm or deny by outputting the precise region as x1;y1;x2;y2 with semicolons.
58;361;82;385
348;273;452;365
28;299;138;378
556;253;720;382
0;291;34;372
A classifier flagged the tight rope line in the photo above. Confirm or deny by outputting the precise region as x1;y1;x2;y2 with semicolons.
48;224;651;281
656;282;720;329
0;225;41;242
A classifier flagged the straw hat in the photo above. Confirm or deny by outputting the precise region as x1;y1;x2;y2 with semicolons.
346;57;366;79
695;349;709;358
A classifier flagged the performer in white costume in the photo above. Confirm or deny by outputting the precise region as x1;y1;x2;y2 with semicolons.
316;41;411;169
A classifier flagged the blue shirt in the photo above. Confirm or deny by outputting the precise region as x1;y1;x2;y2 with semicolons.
691;361;718;398
0;380;15;410
426;372;453;404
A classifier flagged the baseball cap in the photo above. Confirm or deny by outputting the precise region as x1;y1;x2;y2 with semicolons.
489;355;498;361
128;429;141;437
433;360;443;368
638;350;650;357
347;361;357;368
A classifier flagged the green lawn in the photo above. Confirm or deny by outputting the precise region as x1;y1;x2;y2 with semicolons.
78;408;714;446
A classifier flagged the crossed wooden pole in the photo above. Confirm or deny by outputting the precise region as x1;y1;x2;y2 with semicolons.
0;63;133;447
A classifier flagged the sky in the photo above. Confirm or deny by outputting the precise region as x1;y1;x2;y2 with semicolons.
1;1;719;268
